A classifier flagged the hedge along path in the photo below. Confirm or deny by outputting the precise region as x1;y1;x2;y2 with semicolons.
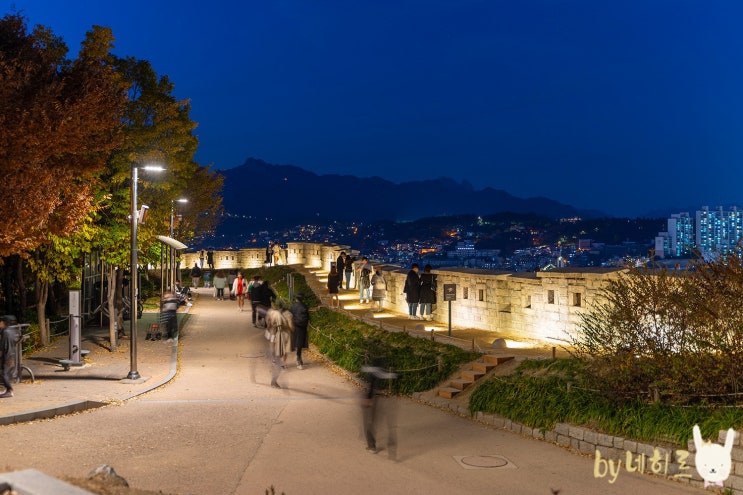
307;307;479;394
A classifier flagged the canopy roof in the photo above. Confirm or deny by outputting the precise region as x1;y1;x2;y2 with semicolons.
156;235;188;250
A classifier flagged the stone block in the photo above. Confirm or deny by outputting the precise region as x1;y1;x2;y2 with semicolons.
570;438;580;451
578;440;595;455
583;430;598;445
613;437;625;449
554;423;570;436
557;434;571;447
597;433;614;447
492;417;505;429
568;426;585;441
510;422;522;435
544;430;557;443
637;443;655;457
623;440;637;453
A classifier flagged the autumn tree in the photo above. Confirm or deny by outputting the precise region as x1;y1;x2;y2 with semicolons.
0;14;125;257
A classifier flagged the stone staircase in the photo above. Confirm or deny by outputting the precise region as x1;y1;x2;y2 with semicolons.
438;355;514;399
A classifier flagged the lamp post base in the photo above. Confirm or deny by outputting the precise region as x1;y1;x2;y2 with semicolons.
126;370;141;380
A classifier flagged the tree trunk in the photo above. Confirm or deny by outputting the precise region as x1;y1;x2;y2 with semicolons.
15;255;26;320
36;278;49;345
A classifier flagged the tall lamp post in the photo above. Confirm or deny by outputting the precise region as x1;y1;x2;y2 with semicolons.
128;163;165;381
169;198;188;291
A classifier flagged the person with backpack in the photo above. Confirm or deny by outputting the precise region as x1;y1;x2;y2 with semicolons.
418;264;437;320
231;271;249;312
357;257;373;304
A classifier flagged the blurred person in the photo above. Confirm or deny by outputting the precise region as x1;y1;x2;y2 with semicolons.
418;264;437;320
160;291;179;342
0;315;18;398
361;358;398;458
289;293;310;369
265;306;294;388
252;277;277;327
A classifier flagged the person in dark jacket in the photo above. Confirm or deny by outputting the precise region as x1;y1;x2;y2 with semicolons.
251;277;276;327
327;266;341;308
0;315;18;398
403;263;421;319
289;293;310;369
418;264;437;321
344;255;355;290
336;251;346;289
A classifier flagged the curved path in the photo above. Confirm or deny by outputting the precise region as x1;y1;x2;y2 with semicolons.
0;294;702;495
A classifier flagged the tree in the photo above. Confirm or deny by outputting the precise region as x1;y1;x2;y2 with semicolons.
90;56;222;349
0;14;125;257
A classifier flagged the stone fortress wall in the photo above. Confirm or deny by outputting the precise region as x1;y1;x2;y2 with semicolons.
182;242;625;345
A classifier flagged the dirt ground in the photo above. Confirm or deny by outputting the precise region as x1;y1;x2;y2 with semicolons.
64;475;180;495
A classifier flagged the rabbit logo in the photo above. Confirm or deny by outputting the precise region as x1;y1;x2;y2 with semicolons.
693;424;736;488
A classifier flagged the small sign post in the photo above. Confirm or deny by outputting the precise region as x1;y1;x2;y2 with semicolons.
443;284;456;337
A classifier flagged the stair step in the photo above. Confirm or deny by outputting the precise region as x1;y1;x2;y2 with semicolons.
483;355;515;365
438;387;461;399
460;369;485;381
449;378;474;390
471;362;498;373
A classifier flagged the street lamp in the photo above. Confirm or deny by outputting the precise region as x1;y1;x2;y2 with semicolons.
128;163;165;381
169;198;188;291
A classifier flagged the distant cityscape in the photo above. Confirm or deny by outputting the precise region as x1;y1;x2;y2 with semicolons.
654;206;743;259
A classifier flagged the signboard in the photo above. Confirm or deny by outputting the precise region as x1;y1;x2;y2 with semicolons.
443;284;457;302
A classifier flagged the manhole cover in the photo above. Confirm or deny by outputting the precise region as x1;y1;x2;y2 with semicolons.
453;455;516;470
461;456;509;468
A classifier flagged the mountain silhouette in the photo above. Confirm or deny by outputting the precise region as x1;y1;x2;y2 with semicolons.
218;158;605;228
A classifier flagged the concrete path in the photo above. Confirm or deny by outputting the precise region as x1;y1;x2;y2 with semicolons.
0;285;702;494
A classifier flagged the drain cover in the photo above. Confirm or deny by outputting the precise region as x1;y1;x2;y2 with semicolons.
453;455;516;470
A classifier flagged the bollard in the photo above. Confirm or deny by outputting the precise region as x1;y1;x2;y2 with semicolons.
552;346;556;360
472;339;475;351
430;329;435;341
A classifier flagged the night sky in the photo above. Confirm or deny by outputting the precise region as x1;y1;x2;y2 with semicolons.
5;1;743;217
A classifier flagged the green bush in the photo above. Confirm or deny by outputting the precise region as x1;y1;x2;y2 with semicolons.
469;358;743;446
309;307;479;394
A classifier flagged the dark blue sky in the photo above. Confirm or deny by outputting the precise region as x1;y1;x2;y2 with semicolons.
6;1;743;217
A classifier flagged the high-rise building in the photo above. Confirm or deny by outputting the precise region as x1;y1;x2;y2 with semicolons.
655;207;741;258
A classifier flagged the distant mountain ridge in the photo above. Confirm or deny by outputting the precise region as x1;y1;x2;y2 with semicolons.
218;158;605;226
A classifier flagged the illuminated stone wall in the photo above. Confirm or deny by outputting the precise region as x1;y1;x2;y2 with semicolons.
181;243;623;344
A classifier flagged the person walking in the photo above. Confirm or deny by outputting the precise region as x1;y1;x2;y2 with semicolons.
232;272;249;311
199;249;206;269
160;291;179;342
327;265;341;308
289;293;310;369
213;271;227;300
357;257;373;304
418;264;437;320
207;249;214;270
370;268;387;312
266;306;293;388
0;315;18;398
227;270;237;300
361;358;398;457
252;278;277;327
403;263;421;319
190;262;202;289
336;251;346;289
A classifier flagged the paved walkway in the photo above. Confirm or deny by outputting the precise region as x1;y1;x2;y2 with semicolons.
0;270;704;495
